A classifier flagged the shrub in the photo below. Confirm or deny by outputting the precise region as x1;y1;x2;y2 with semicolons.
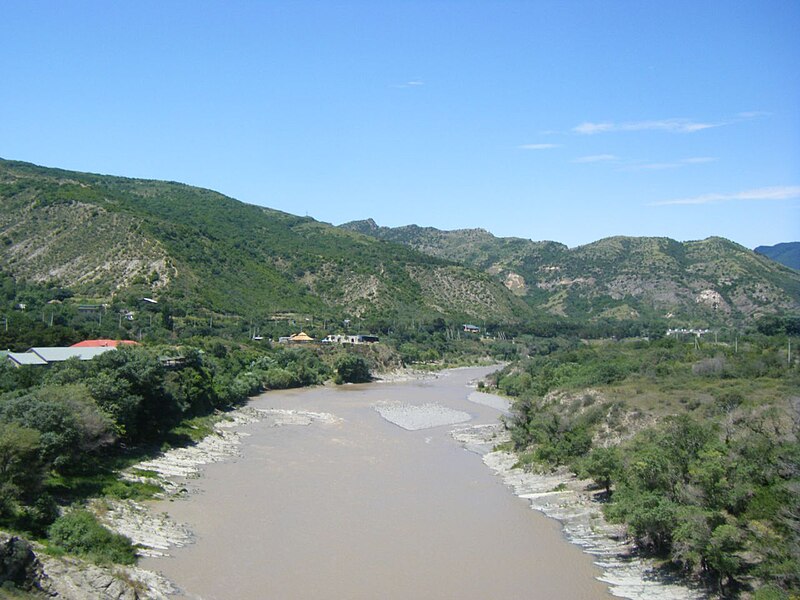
47;510;137;565
333;354;371;385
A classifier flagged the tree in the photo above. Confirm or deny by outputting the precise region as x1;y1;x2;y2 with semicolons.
0;384;115;471
0;423;43;515
581;446;620;495
333;354;371;384
705;523;744;594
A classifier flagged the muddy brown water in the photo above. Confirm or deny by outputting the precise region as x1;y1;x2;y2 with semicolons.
142;367;611;599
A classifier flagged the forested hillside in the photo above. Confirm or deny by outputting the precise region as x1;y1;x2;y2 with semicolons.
0;159;529;326
342;220;800;326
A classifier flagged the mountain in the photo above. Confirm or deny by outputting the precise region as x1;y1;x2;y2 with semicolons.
0;159;530;323
341;219;800;325
755;242;800;270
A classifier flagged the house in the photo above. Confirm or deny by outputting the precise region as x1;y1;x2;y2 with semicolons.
77;304;102;313
159;355;188;368
463;324;480;333
71;339;139;348
6;351;48;367
29;346;115;362
5;346;115;367
279;332;315;344
666;328;710;338
321;334;379;345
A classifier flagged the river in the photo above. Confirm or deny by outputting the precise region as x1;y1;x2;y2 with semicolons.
141;366;612;599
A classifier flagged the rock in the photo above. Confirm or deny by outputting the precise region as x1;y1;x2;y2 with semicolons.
92;499;193;558
36;552;177;600
0;531;178;600
0;532;40;590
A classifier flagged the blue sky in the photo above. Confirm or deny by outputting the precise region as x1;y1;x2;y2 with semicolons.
2;1;798;248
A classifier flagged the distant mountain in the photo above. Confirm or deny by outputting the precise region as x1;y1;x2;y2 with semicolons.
755;242;800;270
0;159;530;323
341;219;800;325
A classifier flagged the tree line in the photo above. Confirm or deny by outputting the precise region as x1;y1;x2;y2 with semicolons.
492;335;799;598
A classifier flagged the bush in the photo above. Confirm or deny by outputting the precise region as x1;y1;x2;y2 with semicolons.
47;510;137;565
0;423;43;511
333;354;371;384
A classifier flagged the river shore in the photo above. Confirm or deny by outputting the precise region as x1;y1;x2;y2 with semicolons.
451;423;707;600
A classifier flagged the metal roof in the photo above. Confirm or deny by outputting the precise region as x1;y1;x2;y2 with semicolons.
7;352;48;366
28;347;115;362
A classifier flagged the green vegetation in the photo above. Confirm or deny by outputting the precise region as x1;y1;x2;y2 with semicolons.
333;354;371;384
1;157;799;596
0;159;528;326
0;341;332;565
343;220;800;327
47;510;136;565
493;335;799;596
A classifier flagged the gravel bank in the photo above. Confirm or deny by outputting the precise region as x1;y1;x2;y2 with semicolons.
374;401;472;430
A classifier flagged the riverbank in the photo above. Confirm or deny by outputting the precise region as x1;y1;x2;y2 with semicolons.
451;423;707;600
97;407;342;558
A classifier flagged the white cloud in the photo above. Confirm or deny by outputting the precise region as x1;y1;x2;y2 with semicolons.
572;154;618;163
573;118;719;135
681;157;717;164
737;110;770;119
393;80;425;88
652;185;800;206
573;122;615;135
519;143;561;150
624;157;716;171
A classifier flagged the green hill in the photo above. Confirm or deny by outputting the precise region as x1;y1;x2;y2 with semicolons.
755;242;800;270
0;159;530;324
342;220;800;326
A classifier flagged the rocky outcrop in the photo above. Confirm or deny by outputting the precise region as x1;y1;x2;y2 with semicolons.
36;554;176;600
0;533;41;591
0;532;176;600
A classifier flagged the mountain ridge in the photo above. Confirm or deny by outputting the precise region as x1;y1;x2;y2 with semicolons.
340;219;800;325
0;158;529;324
755;241;800;271
2;157;797;329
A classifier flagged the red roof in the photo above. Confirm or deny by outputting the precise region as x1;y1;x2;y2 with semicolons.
71;339;139;348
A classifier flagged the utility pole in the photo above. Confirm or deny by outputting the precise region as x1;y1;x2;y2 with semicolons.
789;339;792;367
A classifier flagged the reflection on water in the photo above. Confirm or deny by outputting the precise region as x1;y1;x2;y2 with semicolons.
142;367;611;599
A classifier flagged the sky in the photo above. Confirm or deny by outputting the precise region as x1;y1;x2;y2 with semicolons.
2;1;799;248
